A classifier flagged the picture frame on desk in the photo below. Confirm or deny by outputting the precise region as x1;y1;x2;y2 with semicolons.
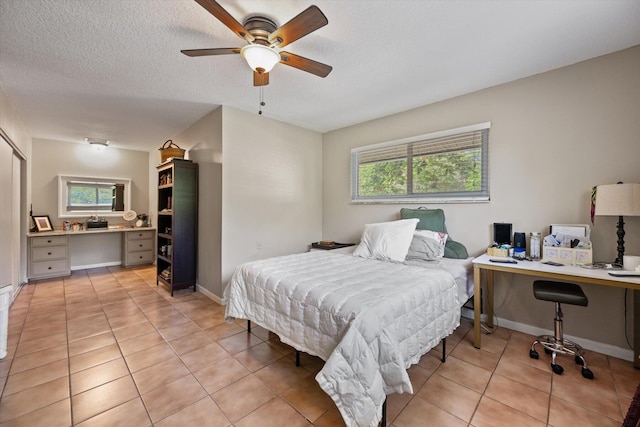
33;215;53;232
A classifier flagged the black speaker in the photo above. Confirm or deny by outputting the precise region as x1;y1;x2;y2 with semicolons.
514;232;526;251
493;223;512;245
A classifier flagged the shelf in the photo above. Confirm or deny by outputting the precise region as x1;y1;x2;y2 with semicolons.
156;158;198;297
157;254;172;263
157;275;171;286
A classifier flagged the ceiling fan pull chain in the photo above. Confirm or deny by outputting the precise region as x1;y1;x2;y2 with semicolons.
258;86;266;115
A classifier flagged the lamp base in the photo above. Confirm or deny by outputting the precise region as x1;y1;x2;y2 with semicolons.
615;215;625;266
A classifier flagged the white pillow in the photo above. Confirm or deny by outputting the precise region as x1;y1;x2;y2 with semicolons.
352;218;419;262
406;230;448;260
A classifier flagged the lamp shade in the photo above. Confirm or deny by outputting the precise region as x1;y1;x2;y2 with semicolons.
595;183;640;216
240;45;280;73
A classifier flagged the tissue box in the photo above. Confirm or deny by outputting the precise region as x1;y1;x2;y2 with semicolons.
542;246;592;265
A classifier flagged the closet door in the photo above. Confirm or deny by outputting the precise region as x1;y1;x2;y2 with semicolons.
0;139;12;290
12;153;21;295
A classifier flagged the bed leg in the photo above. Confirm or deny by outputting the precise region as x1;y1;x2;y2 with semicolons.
381;398;387;427
442;338;446;363
295;350;300;367
247;320;251;333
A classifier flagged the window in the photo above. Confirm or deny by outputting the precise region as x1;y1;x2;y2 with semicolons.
58;175;131;217
351;123;490;203
67;181;116;211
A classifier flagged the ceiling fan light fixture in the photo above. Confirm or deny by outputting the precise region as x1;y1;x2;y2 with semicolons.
241;44;280;73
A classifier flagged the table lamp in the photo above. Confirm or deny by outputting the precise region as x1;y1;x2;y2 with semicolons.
594;182;640;265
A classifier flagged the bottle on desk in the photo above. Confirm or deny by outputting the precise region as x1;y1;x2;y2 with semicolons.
530;232;541;260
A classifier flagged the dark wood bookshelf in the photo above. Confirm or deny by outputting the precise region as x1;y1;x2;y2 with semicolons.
156;159;198;296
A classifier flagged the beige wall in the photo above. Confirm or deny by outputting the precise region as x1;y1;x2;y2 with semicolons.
221;106;323;290
169;106;323;298
0;85;31;159
171;107;223;298
1;84;32;286
322;46;640;357
31;138;151;226
31;138;151;269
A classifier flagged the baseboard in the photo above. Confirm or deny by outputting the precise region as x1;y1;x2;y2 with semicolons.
460;308;633;362
71;261;121;271
197;284;223;305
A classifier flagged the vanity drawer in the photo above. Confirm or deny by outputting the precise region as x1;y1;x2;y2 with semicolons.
30;236;68;247
127;230;155;241
126;251;154;265
31;246;67;262
128;239;153;252
31;260;70;277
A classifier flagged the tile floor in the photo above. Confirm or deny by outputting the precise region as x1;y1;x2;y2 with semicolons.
1;265;638;426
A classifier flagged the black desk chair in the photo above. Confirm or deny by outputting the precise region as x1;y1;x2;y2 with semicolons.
529;280;594;379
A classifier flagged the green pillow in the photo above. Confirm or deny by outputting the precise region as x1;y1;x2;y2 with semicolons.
444;239;469;259
400;208;469;259
400;208;447;233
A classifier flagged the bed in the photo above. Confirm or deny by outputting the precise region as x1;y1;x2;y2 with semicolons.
223;211;471;427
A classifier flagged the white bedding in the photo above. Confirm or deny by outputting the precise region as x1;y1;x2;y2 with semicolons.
223;251;461;427
405;256;474;305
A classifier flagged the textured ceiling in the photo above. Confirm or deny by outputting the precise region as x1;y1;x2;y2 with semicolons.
1;0;639;152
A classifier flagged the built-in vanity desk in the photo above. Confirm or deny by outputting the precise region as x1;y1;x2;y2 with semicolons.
27;227;156;280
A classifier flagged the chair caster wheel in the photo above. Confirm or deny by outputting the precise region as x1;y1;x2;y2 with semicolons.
544;347;552;355
529;349;539;359
575;356;584;366
581;367;594;379
551;363;564;375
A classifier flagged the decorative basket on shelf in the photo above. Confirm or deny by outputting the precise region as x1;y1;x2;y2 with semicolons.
159;140;185;162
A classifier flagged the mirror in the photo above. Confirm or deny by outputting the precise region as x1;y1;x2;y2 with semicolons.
58;174;131;218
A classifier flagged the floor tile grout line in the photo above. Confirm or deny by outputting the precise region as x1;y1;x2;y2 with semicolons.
4;266;638;426
96;267;156;426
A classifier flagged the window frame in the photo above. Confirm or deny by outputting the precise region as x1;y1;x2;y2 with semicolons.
350;122;490;204
58;174;131;218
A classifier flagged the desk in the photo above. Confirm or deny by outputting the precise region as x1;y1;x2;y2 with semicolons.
472;253;640;368
27;227;156;280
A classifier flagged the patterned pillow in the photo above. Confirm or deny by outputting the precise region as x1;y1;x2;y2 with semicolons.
405;230;448;260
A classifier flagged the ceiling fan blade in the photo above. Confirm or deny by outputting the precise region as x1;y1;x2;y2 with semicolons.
279;52;332;78
194;0;254;42
181;48;240;57
268;5;328;48
254;71;269;86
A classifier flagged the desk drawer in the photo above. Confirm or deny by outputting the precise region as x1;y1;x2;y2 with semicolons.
31;246;67;262
31;260;70;277
126;250;154;265
128;239;153;252
127;230;155;241
30;236;67;247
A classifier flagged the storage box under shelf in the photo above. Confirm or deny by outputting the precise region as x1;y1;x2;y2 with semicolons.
486;247;509;257
542;246;592;265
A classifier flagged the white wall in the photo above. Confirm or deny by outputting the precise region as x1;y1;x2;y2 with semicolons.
322;46;640;356
221;106;323;290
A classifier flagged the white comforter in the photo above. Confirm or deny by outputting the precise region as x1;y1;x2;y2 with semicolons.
223;252;460;427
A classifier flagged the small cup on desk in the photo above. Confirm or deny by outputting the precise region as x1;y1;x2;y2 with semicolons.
623;255;640;271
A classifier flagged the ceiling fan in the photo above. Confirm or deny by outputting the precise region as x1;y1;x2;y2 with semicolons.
182;0;333;86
